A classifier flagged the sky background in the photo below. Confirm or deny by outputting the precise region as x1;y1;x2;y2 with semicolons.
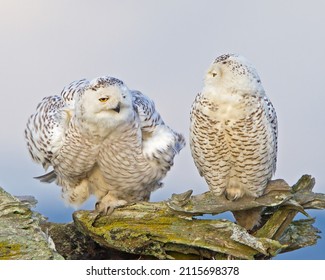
0;0;324;259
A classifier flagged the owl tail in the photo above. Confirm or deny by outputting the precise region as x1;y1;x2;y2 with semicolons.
232;207;264;231
34;170;57;183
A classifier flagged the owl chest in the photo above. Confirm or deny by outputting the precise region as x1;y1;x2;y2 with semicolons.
191;93;267;152
104;139;141;165
98;128;153;185
54;130;101;177
198;90;258;122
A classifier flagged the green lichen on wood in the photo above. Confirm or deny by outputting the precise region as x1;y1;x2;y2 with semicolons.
0;186;64;260
73;202;285;260
0;241;22;260
1;174;324;260
73;175;324;260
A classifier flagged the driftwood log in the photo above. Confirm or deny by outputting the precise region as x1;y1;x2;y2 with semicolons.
73;175;325;259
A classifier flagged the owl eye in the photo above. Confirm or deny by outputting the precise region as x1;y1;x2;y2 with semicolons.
99;97;109;102
211;72;217;77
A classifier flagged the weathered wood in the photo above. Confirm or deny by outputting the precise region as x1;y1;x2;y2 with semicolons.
1;175;323;259
0;187;63;260
40;222;140;259
279;218;321;253
73;203;284;260
254;175;317;240
167;179;307;215
73;175;325;259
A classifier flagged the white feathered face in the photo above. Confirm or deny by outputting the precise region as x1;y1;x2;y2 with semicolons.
75;76;133;130
204;54;264;94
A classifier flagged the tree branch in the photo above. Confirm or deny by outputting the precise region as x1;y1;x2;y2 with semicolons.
73;175;324;259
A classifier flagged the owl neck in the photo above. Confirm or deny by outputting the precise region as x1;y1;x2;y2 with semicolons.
202;82;264;102
202;86;242;105
104;114;141;141
76;109;136;139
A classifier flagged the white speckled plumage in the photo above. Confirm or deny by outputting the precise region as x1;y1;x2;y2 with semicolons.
190;54;277;229
25;76;185;213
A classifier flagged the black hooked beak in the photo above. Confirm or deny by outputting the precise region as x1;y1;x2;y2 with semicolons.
112;104;120;113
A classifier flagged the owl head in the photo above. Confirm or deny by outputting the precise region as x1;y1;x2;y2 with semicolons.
75;76;134;133
204;54;264;94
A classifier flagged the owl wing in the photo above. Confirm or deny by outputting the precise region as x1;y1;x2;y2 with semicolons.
131;90;185;162
263;95;278;172
189;92;208;178
25;95;71;172
60;78;89;109
131;90;165;131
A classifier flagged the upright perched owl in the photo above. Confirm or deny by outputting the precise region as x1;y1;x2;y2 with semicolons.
25;76;185;214
190;54;277;230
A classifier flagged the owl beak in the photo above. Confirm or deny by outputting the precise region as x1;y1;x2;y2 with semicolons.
112;104;120;113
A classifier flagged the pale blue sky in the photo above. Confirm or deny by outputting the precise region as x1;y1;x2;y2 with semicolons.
0;0;324;259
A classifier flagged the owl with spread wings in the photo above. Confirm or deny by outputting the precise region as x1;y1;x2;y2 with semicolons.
25;76;185;214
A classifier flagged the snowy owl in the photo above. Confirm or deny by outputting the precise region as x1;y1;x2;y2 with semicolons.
25;76;185;214
190;54;277;230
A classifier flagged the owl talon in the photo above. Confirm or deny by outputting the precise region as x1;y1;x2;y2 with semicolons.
95;201;114;215
95;201;101;211
95;196;128;215
225;186;245;201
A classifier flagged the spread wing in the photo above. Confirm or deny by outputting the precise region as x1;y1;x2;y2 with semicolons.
131;90;185;162
25;95;71;171
26;80;89;183
60;78;89;109
131;90;165;132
